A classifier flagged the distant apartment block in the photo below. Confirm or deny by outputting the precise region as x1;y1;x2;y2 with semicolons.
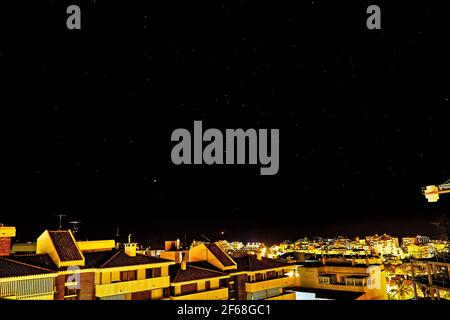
293;257;388;300
186;242;298;300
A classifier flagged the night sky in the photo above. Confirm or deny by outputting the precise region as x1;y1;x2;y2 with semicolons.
0;1;449;246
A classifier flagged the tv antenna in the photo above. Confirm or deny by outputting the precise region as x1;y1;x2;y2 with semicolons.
68;221;81;234
200;233;212;243
55;214;66;230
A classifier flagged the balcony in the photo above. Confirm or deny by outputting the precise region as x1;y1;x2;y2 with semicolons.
170;288;229;300
414;275;450;289
95;277;170;298
245;277;296;293
265;292;296;300
316;282;366;292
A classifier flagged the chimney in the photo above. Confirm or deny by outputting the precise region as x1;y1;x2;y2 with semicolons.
181;252;187;270
124;243;137;257
0;225;16;257
165;240;178;251
176;238;180;250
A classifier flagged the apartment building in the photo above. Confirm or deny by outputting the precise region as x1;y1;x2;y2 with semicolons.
1;226;297;300
168;260;230;300
187;242;298;300
411;253;450;300
366;234;400;256
0;227;175;300
0;254;58;299
294;258;388;300
159;239;189;263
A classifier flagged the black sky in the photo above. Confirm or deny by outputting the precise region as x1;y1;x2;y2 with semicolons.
0;1;449;246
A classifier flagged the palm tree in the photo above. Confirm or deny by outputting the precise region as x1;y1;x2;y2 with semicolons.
389;278;413;300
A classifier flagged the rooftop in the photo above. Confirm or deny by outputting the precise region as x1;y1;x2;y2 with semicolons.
5;254;59;271
84;250;173;268
48;231;83;262
0;256;54;278
169;264;229;283
233;255;293;272
205;243;235;267
413;253;450;264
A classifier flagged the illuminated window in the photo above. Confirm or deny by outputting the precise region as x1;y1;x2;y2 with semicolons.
319;277;330;285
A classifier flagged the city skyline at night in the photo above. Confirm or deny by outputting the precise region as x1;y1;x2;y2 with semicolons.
0;0;449;306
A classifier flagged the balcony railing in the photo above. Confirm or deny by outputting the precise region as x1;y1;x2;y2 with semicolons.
0;277;55;300
170;288;229;300
95;276;170;298
414;275;450;289
316;282;366;292
245;276;296;293
1;292;55;300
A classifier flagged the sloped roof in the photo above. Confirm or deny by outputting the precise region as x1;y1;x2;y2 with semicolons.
234;255;292;272
5;254;58;271
84;250;173;268
190;257;292;274
0;257;54;278
48;231;83;262
205;243;235;267
169;264;228;283
188;261;224;272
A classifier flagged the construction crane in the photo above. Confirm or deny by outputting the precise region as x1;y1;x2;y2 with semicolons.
422;179;450;202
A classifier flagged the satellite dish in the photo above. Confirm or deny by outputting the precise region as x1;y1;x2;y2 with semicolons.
68;221;81;233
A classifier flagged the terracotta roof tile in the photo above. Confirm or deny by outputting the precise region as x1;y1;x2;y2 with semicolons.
234;255;292;272
48;231;83;262
5;254;58;271
0;257;54;278
84;250;172;268
205;243;235;267
169;264;228;283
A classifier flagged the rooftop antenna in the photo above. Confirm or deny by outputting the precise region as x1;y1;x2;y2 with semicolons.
68;221;81;234
55;214;66;230
200;233;212;243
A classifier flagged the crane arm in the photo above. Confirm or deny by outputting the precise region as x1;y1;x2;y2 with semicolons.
422;180;450;202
